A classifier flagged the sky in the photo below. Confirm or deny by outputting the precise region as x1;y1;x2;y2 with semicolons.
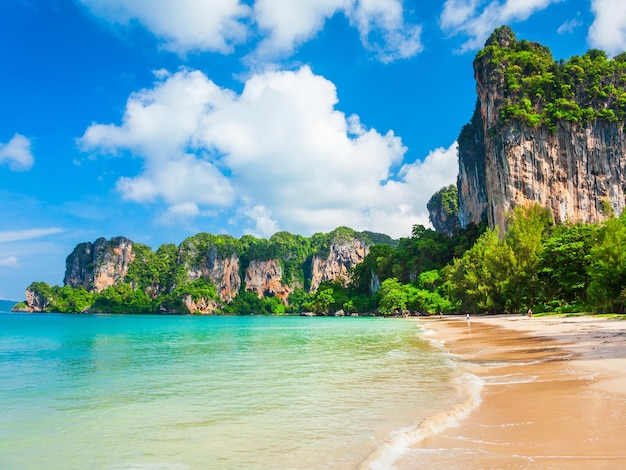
0;0;624;301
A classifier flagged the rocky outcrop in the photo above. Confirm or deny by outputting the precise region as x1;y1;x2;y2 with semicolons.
244;259;291;303
427;185;460;235
23;288;50;312
457;102;489;228
40;228;385;313
184;249;241;302
64;237;135;292
180;295;222;315
458;26;626;231
310;238;369;291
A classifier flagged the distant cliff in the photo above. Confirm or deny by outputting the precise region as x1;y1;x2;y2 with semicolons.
64;237;135;292
24;227;384;314
427;185;460;236
458;26;626;231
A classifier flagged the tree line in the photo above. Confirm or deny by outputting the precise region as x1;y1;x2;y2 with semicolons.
17;204;626;315
364;204;626;316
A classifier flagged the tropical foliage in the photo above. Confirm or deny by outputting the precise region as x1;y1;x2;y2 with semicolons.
477;26;626;132
19;204;626;315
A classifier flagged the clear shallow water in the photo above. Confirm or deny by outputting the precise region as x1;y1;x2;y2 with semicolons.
0;311;469;470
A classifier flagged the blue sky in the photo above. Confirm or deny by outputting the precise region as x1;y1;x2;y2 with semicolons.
0;0;622;300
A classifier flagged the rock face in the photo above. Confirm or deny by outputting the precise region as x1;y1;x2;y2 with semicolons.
244;259;291;303
181;295;222;315
38;229;384;313
64;236;135;292
458;26;626;231
427;185;460;235
184;248;241;302
310;238;369;291
24;289;50;312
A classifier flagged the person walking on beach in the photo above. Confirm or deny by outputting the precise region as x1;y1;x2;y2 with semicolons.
466;313;470;321
527;308;533;318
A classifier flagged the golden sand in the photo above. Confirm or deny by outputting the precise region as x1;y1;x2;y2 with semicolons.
396;315;626;469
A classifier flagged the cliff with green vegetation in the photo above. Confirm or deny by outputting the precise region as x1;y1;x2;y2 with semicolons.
458;25;626;231
17;227;389;315
427;185;460;236
16;205;626;316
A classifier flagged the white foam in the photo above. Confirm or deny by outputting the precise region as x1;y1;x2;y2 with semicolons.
482;359;544;367
359;372;484;470
482;373;538;385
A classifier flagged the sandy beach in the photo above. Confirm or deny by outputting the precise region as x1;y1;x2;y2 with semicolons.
398;314;626;469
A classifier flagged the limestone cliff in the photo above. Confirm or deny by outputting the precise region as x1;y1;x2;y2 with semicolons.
244;259;291;303
182;248;241;302
458;26;626;230
427;185;460;235
23;288;50;312
64;236;135;292
310;237;369;292
26;228;387;314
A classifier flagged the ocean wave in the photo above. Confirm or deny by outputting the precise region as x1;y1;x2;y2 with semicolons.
358;371;484;470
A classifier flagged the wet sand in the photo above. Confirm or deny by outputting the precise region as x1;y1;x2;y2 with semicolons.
399;315;626;469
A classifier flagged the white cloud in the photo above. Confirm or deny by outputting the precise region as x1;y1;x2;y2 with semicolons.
81;0;421;62
589;0;626;56
241;205;280;237
253;0;422;61
0;228;63;244
79;0;251;54
116;153;235;208
557;17;582;35
347;0;423;62
0;134;34;171
440;0;560;52
253;0;348;56
81;69;236;213
0;256;18;268
80;67;458;239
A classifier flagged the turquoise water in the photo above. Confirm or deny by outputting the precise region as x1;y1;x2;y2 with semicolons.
0;311;472;469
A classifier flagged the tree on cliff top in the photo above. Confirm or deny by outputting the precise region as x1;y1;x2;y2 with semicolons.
476;25;626;131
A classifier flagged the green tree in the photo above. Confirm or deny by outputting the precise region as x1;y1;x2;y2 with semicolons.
539;223;594;306
587;216;626;312
377;278;409;316
54;285;93;313
305;287;335;314
445;229;515;313
93;283;153;313
504;204;552;311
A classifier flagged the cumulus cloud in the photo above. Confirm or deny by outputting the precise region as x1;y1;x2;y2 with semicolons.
440;0;560;52
78;0;251;54
80;0;422;62
588;0;626;56
347;0;423;62
80;67;458;238
0;134;34;171
81;69;236;213
253;0;422;61
253;0;348;56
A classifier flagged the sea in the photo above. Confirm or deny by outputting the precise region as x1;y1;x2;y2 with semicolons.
0;304;482;470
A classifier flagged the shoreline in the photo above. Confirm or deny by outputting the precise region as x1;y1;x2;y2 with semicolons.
395;314;626;469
